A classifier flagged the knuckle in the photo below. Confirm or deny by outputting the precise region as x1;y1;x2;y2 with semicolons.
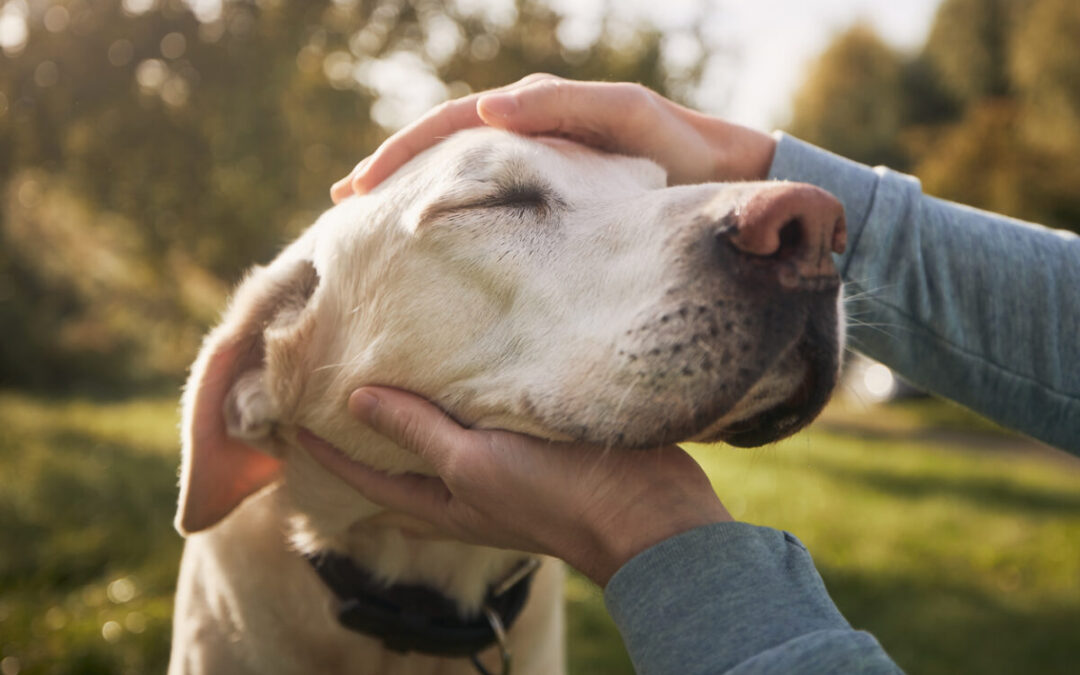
548;77;573;98
618;82;654;110
430;99;454;118
439;452;467;484
439;432;486;484
393;409;427;450
482;432;503;459
528;76;569;99
619;81;650;99
523;78;576;131
519;72;558;86
618;83;661;127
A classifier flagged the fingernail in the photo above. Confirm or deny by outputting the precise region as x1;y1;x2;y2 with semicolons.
479;94;518;119
349;389;380;420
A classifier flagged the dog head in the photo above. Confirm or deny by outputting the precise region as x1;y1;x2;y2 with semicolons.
176;128;845;539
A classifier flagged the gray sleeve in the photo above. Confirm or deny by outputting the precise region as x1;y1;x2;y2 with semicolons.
768;133;1080;454
604;522;903;674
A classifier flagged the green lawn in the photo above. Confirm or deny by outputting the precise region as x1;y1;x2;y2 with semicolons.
1;393;1078;674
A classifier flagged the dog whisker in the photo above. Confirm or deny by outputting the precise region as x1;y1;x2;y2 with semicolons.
844;319;905;340
841;281;897;306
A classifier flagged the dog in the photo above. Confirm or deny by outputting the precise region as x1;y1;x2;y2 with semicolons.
168;128;846;674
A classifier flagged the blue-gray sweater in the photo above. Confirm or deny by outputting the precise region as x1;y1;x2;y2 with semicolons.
604;134;1080;674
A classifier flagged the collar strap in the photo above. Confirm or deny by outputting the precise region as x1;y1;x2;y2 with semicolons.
305;551;538;658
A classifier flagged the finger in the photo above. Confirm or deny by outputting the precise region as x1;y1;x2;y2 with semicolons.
297;428;455;523
330;157;371;203
330;176;352;203
348;387;475;472
350;97;486;194
476;79;657;149
349;74;561;195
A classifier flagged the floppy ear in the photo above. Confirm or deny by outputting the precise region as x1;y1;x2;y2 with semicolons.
176;258;320;535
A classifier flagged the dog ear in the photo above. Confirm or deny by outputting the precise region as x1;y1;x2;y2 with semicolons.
176;258;320;535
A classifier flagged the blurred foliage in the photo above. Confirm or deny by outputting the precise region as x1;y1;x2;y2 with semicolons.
0;0;709;393
789;25;908;169
0;393;182;674
788;0;1080;235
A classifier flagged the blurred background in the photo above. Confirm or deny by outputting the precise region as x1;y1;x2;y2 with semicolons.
1;0;1078;673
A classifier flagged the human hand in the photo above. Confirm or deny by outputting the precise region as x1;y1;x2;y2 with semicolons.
298;386;732;587
331;74;778;202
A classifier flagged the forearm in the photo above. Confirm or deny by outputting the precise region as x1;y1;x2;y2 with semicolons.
767;134;1080;454
604;523;903;674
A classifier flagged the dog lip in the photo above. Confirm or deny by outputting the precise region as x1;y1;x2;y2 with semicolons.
713;323;837;448
715;379;817;447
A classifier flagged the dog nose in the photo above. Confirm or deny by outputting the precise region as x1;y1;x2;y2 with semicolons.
721;184;847;286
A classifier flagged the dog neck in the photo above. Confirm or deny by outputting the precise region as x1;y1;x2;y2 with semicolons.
276;433;533;614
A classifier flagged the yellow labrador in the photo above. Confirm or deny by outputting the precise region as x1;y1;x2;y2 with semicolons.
169;129;846;674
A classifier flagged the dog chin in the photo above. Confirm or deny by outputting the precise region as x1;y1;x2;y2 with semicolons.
614;346;838;449
701;361;838;447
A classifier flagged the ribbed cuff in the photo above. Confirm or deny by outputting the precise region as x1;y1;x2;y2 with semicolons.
604;522;851;674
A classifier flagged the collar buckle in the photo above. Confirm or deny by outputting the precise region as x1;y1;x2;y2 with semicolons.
468;557;540;675
468;604;512;675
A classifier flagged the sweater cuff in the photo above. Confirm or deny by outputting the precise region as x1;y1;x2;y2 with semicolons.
604;522;852;675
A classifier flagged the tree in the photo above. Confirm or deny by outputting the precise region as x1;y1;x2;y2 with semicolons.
922;0;1031;104
0;0;713;391
786;0;1080;235
1010;0;1080;150
788;25;907;168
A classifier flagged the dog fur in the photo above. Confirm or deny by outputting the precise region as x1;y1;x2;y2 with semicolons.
168;129;844;674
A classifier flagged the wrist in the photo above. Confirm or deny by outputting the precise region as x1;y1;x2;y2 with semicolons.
699;116;777;182
579;501;732;587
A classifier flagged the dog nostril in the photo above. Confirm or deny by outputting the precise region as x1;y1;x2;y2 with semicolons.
774;218;803;261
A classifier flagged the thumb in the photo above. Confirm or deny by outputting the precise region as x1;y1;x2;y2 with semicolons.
476;80;656;147
297;428;453;522
348;387;473;473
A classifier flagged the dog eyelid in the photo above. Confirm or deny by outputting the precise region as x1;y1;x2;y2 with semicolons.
416;181;563;228
479;185;550;210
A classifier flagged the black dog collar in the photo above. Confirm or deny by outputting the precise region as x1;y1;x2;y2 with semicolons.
305;551;538;662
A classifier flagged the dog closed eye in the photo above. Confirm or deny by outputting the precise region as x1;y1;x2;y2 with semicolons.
418;182;563;226
475;185;550;211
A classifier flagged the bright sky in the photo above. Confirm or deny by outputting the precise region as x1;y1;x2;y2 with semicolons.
0;0;945;131
357;0;947;131
694;0;944;128
575;0;945;130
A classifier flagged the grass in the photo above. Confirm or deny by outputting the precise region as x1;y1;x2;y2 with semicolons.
0;395;181;675
1;392;1078;674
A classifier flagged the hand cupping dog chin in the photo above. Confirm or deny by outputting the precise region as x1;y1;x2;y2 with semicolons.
300;387;733;587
